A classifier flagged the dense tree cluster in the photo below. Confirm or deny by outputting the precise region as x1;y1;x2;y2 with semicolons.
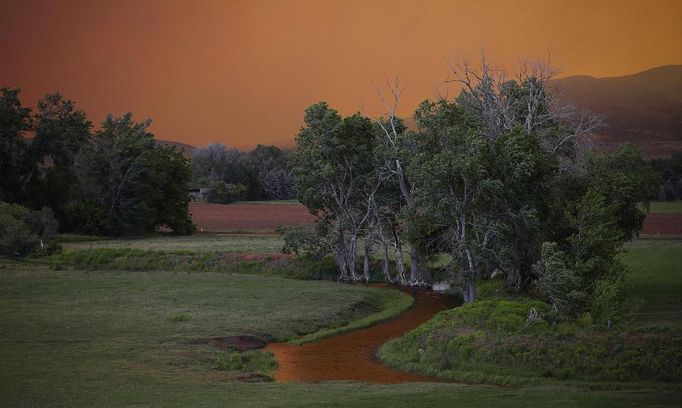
650;153;682;201
290;60;657;321
0;88;194;237
191;143;295;202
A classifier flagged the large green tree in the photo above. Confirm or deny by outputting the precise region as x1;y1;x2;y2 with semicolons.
0;88;32;202
291;102;378;281
408;99;500;302
75;114;194;235
26;93;92;230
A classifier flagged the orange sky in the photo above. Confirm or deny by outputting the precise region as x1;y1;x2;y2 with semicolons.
1;0;681;148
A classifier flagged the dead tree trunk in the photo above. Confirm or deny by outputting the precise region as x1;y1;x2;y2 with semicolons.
363;221;374;282
463;248;477;303
507;264;522;291
347;232;359;281
393;230;407;285
335;214;348;280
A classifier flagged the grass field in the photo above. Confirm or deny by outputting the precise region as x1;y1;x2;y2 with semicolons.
61;233;285;254
643;200;682;213
1;237;681;406
621;238;682;327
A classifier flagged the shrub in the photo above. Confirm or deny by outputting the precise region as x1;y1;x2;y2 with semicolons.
590;277;625;325
0;201;59;256
533;242;583;316
214;350;277;372
278;224;330;259
207;181;248;204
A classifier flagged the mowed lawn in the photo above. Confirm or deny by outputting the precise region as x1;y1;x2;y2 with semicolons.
1;238;681;406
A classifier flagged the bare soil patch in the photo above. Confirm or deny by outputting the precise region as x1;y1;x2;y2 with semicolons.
189;202;314;233
641;213;682;236
233;373;273;383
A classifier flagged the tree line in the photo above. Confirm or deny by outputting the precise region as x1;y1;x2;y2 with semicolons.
289;59;658;323
191;143;295;203
1;88;194;246
650;153;682;201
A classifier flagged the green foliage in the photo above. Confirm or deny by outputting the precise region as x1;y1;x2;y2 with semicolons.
191;143;294;200
26;93;92;231
0;87;33;202
379;297;682;384
278;224;330;259
0;201;58;256
214;350;277;373
533;242;583;315
170;312;192;322
567;190;623;276
408;99;499;299
590;278;625;324
75;113;194;235
584;144;656;240
290;102;379;280
207;180;248;204
650;153;682;200
146;145;195;234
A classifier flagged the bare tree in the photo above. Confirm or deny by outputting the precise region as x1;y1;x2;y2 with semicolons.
445;52;602;153
370;77;423;285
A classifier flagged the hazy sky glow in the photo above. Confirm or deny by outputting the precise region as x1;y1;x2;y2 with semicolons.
2;0;681;148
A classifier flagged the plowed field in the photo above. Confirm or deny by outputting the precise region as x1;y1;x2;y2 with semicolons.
189;202;315;232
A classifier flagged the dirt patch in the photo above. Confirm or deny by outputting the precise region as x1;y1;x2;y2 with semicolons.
192;336;267;352
233;373;273;383
190;203;314;233
641;213;682;235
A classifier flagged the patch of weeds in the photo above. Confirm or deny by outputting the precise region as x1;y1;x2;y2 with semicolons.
214;350;277;373
170;312;192;322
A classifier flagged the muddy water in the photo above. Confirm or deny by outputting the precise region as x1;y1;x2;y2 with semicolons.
267;289;458;383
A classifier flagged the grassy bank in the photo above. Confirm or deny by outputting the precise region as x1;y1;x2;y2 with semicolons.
292;288;414;344
0;262;407;402
378;238;682;387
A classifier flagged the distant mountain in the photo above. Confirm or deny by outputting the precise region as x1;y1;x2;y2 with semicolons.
551;65;682;158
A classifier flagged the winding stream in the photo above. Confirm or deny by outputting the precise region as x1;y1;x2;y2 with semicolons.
267;289;458;383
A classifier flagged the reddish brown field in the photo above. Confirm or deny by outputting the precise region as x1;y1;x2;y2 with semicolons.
641;213;682;236
190;202;682;236
189;202;315;232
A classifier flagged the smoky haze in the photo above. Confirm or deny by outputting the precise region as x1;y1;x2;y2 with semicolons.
1;0;681;148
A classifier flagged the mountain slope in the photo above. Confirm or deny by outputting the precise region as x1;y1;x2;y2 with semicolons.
551;65;682;157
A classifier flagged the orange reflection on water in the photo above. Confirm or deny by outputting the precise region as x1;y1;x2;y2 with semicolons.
267;289;458;383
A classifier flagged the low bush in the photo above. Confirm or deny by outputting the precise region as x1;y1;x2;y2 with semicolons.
0;201;59;256
214;350;277;373
207;181;248;204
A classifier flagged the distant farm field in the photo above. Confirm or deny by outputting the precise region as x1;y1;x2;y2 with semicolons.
641;213;682;236
189;203;314;233
188;202;681;236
